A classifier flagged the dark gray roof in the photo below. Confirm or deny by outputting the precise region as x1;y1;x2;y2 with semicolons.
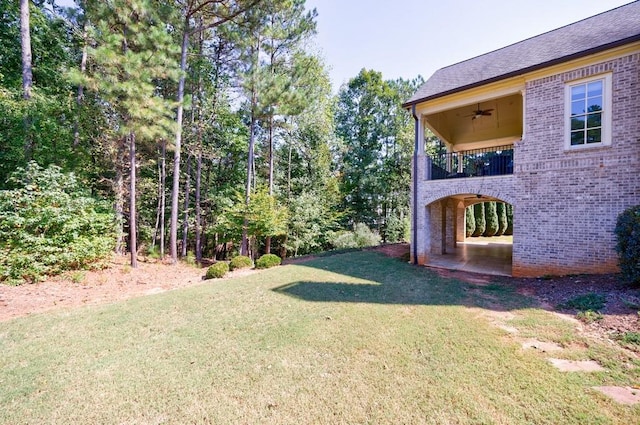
404;1;640;107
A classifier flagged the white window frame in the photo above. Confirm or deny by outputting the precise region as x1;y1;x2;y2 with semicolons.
564;73;612;150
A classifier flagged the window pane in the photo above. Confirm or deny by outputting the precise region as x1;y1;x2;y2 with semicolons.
587;80;603;97
571;84;586;101
587;128;601;144
571;116;585;130
571;130;584;145
587;112;601;128
587;96;602;112
571;100;584;115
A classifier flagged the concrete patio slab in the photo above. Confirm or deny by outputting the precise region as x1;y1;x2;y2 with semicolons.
592;386;640;405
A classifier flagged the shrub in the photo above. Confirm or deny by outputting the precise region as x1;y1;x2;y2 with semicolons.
504;204;514;235
558;293;606;311
0;162;115;284
484;202;499;237
205;262;229;279
255;254;281;269
472;203;486;237
496;202;508;236
229;255;253;271
353;223;381;247
615;205;640;285
332;231;358;249
465;206;476;237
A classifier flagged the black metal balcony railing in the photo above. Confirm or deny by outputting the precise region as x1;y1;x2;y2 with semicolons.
427;145;514;180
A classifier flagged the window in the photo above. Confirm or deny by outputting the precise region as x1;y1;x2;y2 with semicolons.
565;73;612;149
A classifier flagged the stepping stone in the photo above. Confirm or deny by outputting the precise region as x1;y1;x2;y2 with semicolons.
547;358;605;372
592;386;640;405
498;325;519;334
522;339;563;352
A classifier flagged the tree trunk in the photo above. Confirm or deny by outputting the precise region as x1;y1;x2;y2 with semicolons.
169;19;190;263
195;151;202;261
20;0;33;158
160;139;166;257
20;0;32;100
181;153;192;258
113;143;126;255
241;113;256;256
73;20;88;149
129;132;138;268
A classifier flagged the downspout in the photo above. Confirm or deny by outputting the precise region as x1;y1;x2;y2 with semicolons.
411;104;419;265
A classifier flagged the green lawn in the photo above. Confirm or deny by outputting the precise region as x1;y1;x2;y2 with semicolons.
1;251;638;424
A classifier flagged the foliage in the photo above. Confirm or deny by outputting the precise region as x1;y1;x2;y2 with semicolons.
496;202;508;236
206;262;229;279
614;205;640;285
576;310;603;324
465;205;476;237
255;253;281;269
472;203;486;237
285;191;339;256
505;204;514;235
331;223;381;249
384;212;409;243
484;202;498;237
0;162;115;284
557;293;606;311
229;255;253;271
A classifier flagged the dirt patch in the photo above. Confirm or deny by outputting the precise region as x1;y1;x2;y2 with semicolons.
0;255;257;322
592;386;640;405
548;358;606;372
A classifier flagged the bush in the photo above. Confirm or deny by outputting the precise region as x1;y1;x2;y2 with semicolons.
465;206;475;237
205;262;229;279
255;254;281;269
472;203;485;237
504;204;514;235
0;162;115;284
496;202;508;236
615;205;640;285
484;202;499;237
229;255;253;271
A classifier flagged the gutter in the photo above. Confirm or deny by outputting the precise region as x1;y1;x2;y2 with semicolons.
411;104;419;265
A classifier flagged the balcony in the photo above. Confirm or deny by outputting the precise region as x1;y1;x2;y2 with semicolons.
426;145;514;180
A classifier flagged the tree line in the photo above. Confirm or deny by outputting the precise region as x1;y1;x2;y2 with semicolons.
0;0;421;282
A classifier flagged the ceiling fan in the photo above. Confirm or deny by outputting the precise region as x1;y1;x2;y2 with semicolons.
466;103;493;120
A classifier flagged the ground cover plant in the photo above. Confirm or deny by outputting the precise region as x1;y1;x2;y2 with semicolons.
1;251;638;424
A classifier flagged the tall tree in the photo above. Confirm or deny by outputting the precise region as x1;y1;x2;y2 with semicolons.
168;0;260;263
81;0;179;267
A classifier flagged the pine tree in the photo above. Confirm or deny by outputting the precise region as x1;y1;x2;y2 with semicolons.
81;0;179;267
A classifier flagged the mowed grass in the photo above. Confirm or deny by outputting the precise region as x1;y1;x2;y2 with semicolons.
1;251;638;424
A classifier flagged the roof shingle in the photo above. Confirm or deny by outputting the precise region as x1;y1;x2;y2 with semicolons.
404;1;640;107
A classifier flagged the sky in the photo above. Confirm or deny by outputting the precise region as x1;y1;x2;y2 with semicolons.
304;0;633;91
54;0;633;91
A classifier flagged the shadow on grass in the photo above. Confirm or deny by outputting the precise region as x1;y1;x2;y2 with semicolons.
273;250;533;312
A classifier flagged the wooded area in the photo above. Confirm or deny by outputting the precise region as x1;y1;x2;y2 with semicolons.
0;0;423;283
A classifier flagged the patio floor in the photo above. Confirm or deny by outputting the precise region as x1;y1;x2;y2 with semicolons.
426;236;513;276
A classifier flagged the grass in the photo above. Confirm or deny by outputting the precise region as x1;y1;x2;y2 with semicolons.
1;251;638;424
558;293;607;312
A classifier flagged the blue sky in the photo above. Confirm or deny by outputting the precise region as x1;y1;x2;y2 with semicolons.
304;0;632;91
54;0;633;91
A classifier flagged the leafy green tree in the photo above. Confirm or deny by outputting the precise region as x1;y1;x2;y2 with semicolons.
472;203;486;237
335;70;423;237
484;201;499;237
0;162;114;284
465;205;476;237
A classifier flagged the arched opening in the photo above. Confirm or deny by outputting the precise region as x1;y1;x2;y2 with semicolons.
423;194;513;276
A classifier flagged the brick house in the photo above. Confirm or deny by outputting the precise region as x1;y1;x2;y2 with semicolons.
403;2;640;277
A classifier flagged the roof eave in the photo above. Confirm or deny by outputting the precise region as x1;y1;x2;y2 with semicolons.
402;34;640;110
